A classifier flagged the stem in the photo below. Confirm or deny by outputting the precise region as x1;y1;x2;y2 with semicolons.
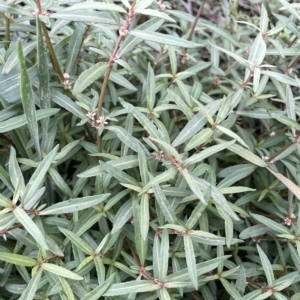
187;0;207;41
267;141;293;163
96;6;134;155
36;0;64;82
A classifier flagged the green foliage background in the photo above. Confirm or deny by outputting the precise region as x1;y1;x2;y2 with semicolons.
1;0;300;299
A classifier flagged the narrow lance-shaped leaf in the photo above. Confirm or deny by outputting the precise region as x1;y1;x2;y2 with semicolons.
65;22;86;74
40;194;110;215
129;30;202;48
257;244;275;286
18;39;41;160
147;63;155;110
73;63;108;94
22;267;43;300
41;263;83;280
183;235;198;290
81;274;115;300
37;17;51;149
267;167;300;201
120;99;160;139
0;252;37;267
59;227;94;255
22;145;59;205
139;168;177;195
152;175;177;224
0;109;59;133
13;207;49;250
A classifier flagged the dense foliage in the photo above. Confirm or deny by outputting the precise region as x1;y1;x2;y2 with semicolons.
1;0;300;299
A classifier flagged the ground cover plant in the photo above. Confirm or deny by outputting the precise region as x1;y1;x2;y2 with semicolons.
1;0;300;299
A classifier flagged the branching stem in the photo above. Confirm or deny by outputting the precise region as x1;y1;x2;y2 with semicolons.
96;5;135;156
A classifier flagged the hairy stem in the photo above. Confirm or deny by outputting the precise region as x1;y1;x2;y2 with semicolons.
187;0;207;41
96;5;134;155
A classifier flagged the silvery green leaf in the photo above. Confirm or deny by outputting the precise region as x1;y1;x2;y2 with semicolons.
13;207;48;250
40;194;110;215
41;263;83;280
129;30;202;48
17;40;41;159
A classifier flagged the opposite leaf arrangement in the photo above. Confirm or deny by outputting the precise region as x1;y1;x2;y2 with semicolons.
1;0;300;299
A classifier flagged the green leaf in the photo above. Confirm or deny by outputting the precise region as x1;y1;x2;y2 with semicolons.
22;145;59;205
0;193;11;207
183;235;198;290
166;256;230;282
99;161;140;186
17;40;41;159
73;63;108;94
146;63;155;111
180;168;206;204
22;268;43;300
106;126;141;152
59;276;75;300
204;23;242;48
48;167;74;198
110;71;137;91
133;199;148;265
184;128;214;152
59;227;94;255
3;42;36;75
140;194;149;242
120;99;160;139
184;140;235;166
250;213;290;234
152;177;177;224
81;274;115;300
0;252;37;267
111;200;133;234
216;125;249;148
37;17;51;150
269;112;300;131
239;224;269;239
0;108;59;133
41;263;83;280
157;288;171;300
139;168;177;195
135;8;175;22
267;167;300;201
223;141;268;167
50;11;117;23
172;100;221;147
103;281;160;296
220;278;242;300
160;229;169;281
261;71;298;86
65;23;86;74
40;194;110;215
13;207;49;250
257;244;275;286
65;2;126;13
129;30;202;48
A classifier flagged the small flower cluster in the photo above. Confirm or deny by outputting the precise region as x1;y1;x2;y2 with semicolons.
261;156;269;161
119;26;128;37
157;0;166;10
63;73;71;90
181;53;189;64
270;131;276;137
284;213;296;226
252;237;261;243
32;9;49;16
86;111;108;129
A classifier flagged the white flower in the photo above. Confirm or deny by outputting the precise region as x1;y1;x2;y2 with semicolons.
86;112;96;120
96;116;108;125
